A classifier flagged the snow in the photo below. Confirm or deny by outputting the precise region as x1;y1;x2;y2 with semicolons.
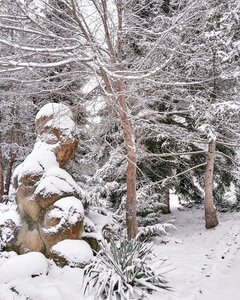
51;240;93;267
18;159;43;178
16;141;84;201
35;103;76;139
0;204;20;226
43;197;84;234
1;197;240;299
151;198;240;300
53;197;84;216
0;252;48;283
0;259;94;300
0;207;240;300
17;144;58;180
85;208;113;239
81;76;99;94
45;167;83;193
198;123;217;142
35;103;73;121
0;204;20;249
35;175;76;198
34;167;84;199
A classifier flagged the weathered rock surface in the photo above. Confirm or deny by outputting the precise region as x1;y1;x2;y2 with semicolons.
6;103;85;258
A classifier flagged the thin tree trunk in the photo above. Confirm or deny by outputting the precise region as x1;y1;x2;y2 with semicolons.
162;187;171;214
115;1;137;238
116;81;138;239
72;0;138;239
204;141;218;229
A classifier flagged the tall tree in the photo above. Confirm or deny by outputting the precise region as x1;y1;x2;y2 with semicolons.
0;0;239;234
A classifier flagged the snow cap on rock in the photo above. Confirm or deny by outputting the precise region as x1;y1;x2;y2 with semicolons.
35;102;77;141
35;103;78;166
43;196;84;234
51;239;93;267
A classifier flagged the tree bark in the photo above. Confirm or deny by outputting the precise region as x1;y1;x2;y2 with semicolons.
204;141;218;229
71;0;138;239
116;81;138;239
161;187;171;214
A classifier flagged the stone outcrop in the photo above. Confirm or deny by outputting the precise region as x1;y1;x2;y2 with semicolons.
9;103;85;255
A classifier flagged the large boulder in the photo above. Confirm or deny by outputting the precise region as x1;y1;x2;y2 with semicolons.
5;103;86;260
50;239;93;267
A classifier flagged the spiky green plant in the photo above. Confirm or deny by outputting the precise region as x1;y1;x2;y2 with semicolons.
83;239;170;300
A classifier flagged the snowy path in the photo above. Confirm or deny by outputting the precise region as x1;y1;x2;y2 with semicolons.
152;206;240;300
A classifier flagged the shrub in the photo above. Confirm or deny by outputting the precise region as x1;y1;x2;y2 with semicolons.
83;238;170;299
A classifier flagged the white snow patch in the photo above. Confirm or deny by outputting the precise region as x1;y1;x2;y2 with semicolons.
87;209;111;230
43;197;84;234
51;239;93;267
85;95;106;124
0;204;20;226
81;76;99;94
0;252;48;283
46;167;82;193
35;103;76;140
35;175;74;197
0;260;93;299
36;103;73;121
82;209;113;242
53;197;84;216
18;144;58;180
151;207;240;300
34;167;83;199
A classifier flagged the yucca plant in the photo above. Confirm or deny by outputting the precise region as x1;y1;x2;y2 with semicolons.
83;238;170;300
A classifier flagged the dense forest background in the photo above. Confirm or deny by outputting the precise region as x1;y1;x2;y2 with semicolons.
0;0;240;233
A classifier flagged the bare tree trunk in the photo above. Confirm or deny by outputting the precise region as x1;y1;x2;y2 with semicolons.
99;70;138;239
71;0;138;239
162;187;171;214
204;141;218;229
116;81;138;239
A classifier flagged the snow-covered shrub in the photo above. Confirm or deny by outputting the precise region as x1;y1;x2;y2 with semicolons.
137;223;176;240
83;239;170;299
81;206;117;251
0;204;20;251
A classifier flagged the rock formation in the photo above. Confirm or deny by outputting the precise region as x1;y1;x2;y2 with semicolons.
9;103;85;255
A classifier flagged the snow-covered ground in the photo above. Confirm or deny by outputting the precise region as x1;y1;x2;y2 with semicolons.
152;198;240;300
0;253;94;300
0;200;240;300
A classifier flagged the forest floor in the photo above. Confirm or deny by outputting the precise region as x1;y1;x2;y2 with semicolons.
0;200;240;300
